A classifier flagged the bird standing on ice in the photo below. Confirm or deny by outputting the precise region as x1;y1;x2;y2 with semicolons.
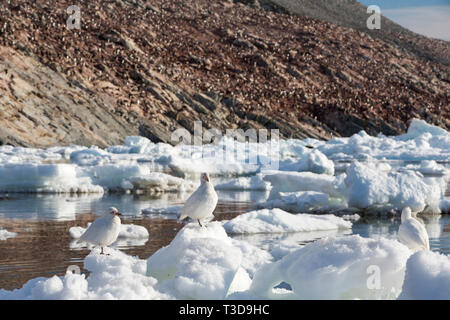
179;173;218;227
398;207;430;251
79;207;122;255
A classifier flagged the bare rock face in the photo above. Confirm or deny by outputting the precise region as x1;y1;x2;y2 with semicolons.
0;0;448;147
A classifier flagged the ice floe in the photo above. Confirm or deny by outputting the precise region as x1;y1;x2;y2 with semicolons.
245;235;413;300
344;162;446;213
141;205;183;219
398;250;450;300
214;174;272;191
0;119;447;213
278;148;334;175
222;208;352;234
0;248;172;300
0;222;449;300
316;119;450;162
146;222;245;299
260;191;334;212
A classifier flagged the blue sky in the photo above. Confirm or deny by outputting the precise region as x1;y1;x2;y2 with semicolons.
358;0;450;41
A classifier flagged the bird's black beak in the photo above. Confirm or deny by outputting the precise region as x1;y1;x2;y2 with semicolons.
116;212;122;216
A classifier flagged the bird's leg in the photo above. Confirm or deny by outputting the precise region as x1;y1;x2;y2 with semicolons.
100;247;104;255
198;219;203;227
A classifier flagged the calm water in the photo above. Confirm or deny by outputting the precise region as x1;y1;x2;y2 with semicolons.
0;190;449;291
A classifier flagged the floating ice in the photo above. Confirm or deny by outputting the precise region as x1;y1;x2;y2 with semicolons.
261;170;340;198
215;174;272;191
344;162;445;213
231;229;352;260
247;235;412;300
128;172;196;193
260;191;331;212
278;148;334;175
0;118;448;197
0;163;103;193
404;160;450;176
141;205;183;219
398;250;450;300
0;248;172;300
222;208;352;234
146;222;245;299
317;119;450;162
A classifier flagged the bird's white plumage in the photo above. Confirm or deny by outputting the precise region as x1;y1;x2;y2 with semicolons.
398;207;429;251
179;173;218;225
79;207;121;248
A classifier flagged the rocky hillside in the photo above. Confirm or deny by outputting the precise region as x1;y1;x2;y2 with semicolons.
0;0;448;147
247;0;450;66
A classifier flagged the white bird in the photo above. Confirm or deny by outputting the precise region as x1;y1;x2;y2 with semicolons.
79;207;122;255
179;173;218;227
398;207;430;251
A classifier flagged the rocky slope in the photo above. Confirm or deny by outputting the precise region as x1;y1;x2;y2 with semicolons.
0;0;448;147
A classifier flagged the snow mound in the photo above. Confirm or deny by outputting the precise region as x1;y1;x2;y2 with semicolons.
146;222;245;299
398;250;450;300
248;235;412;300
222;208;352;234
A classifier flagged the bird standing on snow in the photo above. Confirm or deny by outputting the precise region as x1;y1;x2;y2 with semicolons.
179;173;218;227
79;207;122;255
398;207;430;251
